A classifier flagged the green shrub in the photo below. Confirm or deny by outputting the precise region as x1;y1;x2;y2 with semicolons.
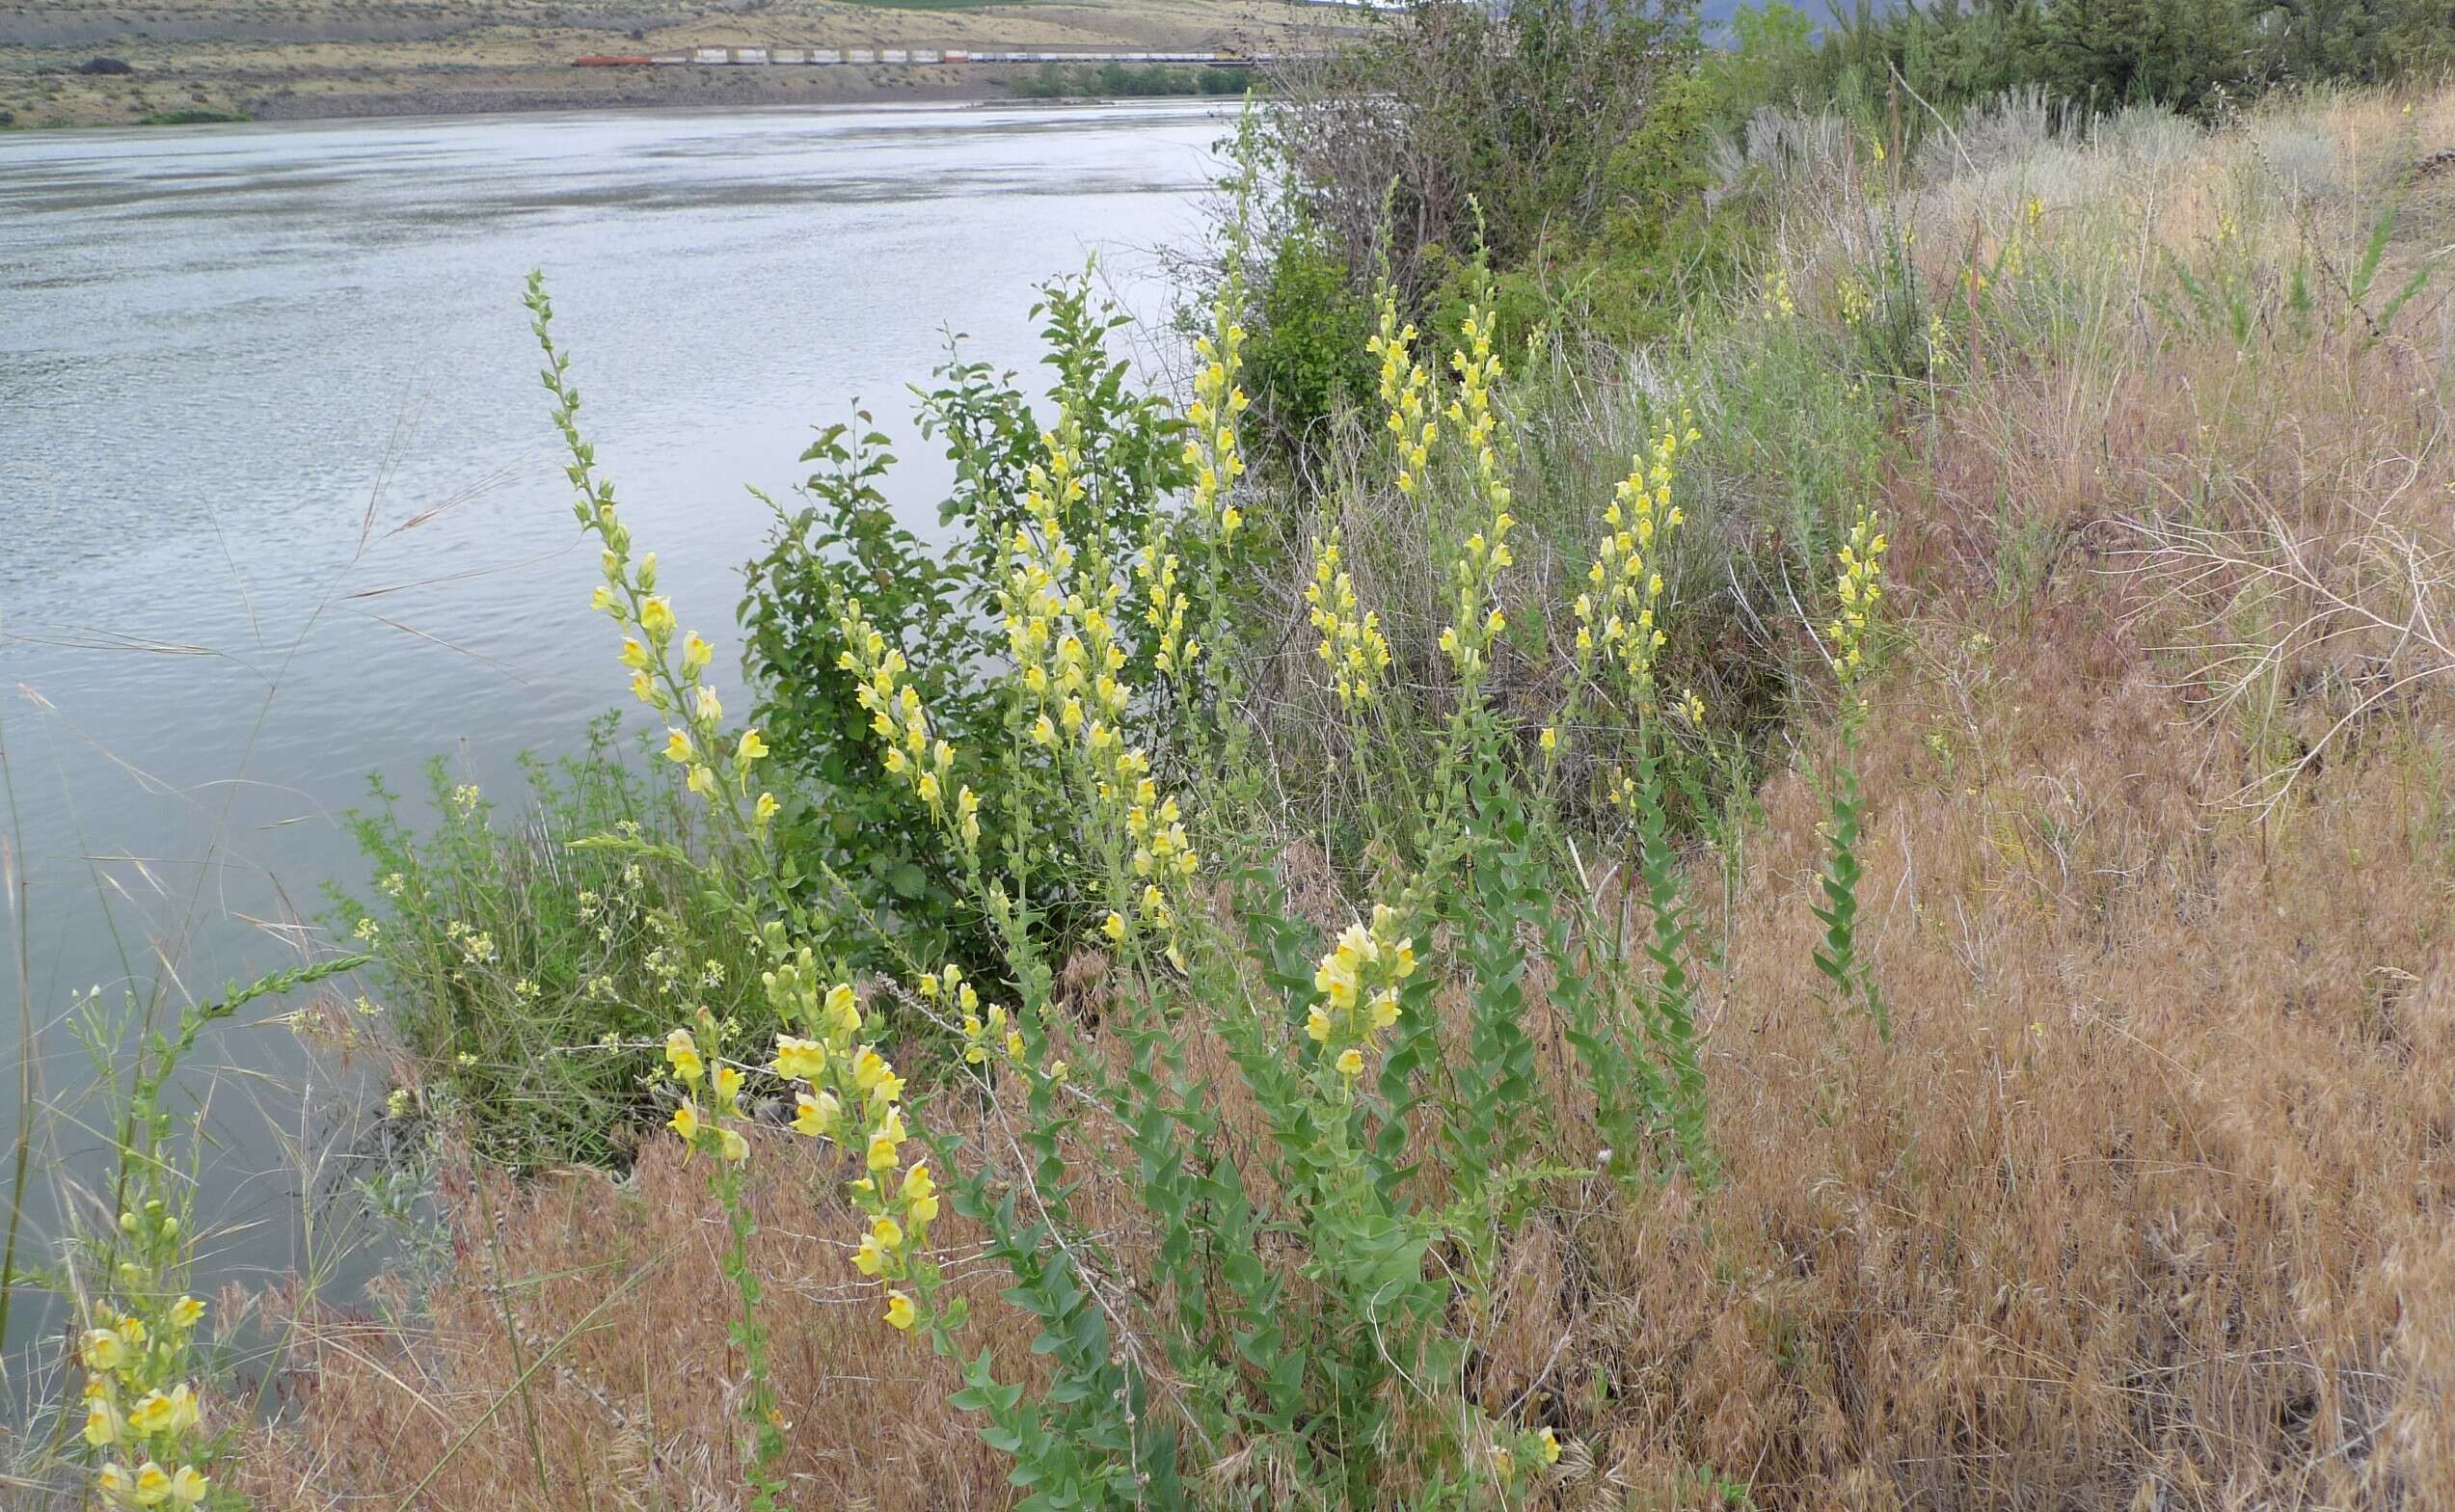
738;269;1190;976
1244;225;1373;452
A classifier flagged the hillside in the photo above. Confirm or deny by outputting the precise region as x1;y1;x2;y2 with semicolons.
0;0;1340;125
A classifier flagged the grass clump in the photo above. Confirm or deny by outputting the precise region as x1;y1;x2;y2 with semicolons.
334;721;763;1169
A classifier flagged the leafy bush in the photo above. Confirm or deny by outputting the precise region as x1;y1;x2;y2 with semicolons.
1264;0;1698;304
1242;224;1373;453
738;269;1190;976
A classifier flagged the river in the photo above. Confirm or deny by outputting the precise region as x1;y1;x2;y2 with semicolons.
0;98;1225;1366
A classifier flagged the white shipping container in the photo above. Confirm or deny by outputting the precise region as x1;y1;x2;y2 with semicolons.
693;46;729;64
651;52;688;64
908;49;940;64
732;46;769;63
809;47;841;63
879;48;908;63
846;47;876;63
942;49;969;62
770;47;806;64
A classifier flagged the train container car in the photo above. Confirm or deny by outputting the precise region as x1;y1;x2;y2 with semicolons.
571;54;655;66
770;46;806;64
879;47;908;63
692;46;730;64
731;46;769;64
846;46;876;63
908;48;940;64
808;47;841;64
651;51;688;64
941;49;969;62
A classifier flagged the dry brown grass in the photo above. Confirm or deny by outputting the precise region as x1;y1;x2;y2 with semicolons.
235;84;2455;1510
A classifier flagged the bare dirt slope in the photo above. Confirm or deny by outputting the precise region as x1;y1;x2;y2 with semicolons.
0;0;1342;125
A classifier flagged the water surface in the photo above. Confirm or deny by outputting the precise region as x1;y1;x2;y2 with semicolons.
0;98;1223;1358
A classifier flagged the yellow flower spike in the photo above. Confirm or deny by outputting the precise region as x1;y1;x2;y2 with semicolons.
884;1291;916;1331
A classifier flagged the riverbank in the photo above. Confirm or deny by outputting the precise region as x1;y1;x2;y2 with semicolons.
0;0;1336;127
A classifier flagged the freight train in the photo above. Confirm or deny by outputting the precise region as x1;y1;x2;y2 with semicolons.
571;48;1274;67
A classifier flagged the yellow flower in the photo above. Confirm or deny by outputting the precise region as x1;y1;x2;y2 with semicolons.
884;1290;916;1331
117;1313;148;1348
1539;1427;1561;1465
1539;725;1557;756
1305;1005;1332;1043
719;1127;750;1163
98;1464;133;1502
714;1065;744;1106
683;631;714;669
618;637;650;669
866;1129;901;1173
694;685;722;721
166;1384;199;1434
755;791;779;824
129;1390;175;1435
638;596;675;637
168;1467;208;1507
854;1233;888;1276
871;1215;905;1250
852;1048;896;1094
792;1090;838;1138
83;1394;121;1447
737;729;769;765
664;1028;704;1082
1335;1047;1364;1078
133;1462;173;1506
1101;911;1125;943
80;1327;125;1371
662;729;692;764
630;671;657;704
903;1162;939;1221
1370;990;1400;1031
686;764;717;797
670;1101;701;1142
